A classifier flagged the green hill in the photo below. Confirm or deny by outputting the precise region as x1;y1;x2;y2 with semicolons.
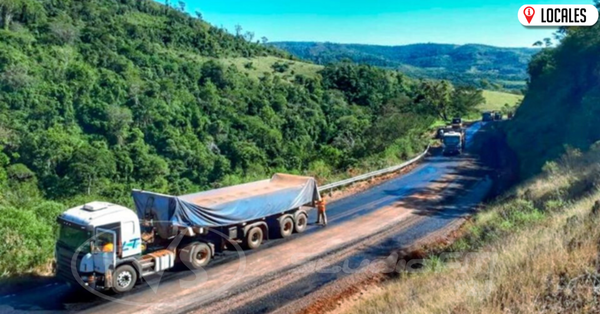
507;23;600;178
270;41;538;91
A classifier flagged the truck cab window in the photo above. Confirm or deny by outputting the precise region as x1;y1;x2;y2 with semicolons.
94;232;115;253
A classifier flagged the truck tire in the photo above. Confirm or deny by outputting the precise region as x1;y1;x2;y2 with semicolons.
279;217;294;238
181;242;212;269
294;213;308;233
244;227;263;250
112;264;137;293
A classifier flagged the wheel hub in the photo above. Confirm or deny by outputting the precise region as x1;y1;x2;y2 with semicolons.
196;250;208;261
117;271;132;288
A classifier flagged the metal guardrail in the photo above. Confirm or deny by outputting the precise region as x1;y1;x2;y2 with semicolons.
318;144;431;193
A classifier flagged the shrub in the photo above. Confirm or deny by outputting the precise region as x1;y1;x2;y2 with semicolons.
0;206;55;276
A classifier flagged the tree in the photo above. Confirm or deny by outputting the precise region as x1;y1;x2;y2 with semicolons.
0;0;22;30
449;86;485;117
243;31;255;42
49;21;80;45
234;24;242;36
195;10;203;20
177;1;186;12
0;64;32;91
106;105;133;145
261;36;268;44
414;80;453;120
68;142;116;195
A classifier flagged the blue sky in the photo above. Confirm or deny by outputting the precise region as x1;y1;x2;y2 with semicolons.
181;0;587;47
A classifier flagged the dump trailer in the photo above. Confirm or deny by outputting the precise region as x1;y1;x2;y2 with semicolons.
55;174;324;293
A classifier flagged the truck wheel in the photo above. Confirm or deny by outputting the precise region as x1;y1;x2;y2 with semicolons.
279;217;294;238
112;264;137;293
181;242;212;269
294;213;308;233
245;227;263;249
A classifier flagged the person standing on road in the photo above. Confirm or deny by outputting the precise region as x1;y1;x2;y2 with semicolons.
316;199;327;226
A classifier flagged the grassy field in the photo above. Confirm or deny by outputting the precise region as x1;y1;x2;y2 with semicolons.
479;90;523;112
343;141;600;313
221;56;323;81
157;48;323;83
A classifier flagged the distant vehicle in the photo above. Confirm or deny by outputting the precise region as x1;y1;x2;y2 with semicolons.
494;112;502;120
442;131;465;155
482;111;493;122
507;112;514;119
451;117;463;129
55;174;324;293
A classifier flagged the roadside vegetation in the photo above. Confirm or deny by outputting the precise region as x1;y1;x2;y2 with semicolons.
507;20;600;178
0;0;486;276
344;136;600;314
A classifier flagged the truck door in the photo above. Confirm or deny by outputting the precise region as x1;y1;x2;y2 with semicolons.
93;228;117;275
121;220;142;258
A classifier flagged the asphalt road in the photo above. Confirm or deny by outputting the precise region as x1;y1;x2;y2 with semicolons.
0;122;491;314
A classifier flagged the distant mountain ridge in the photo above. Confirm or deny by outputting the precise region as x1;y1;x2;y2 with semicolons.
270;41;539;90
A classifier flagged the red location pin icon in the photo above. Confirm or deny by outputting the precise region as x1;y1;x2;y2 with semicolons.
523;6;535;24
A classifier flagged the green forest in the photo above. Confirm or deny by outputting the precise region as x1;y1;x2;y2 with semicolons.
507;20;600;178
0;0;484;276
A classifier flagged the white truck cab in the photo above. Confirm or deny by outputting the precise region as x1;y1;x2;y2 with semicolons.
442;131;464;155
56;202;146;292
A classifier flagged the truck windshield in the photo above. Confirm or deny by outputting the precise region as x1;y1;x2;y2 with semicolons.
58;224;92;252
444;136;460;145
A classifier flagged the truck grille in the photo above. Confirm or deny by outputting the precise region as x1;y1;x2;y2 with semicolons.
55;245;86;283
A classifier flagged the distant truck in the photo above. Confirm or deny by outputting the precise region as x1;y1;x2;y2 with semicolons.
451;117;463;129
482;111;494;122
442;131;465;155
55;174;324;293
436;127;446;139
494;112;502;120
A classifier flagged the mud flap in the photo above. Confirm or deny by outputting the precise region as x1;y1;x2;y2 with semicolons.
104;269;113;288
